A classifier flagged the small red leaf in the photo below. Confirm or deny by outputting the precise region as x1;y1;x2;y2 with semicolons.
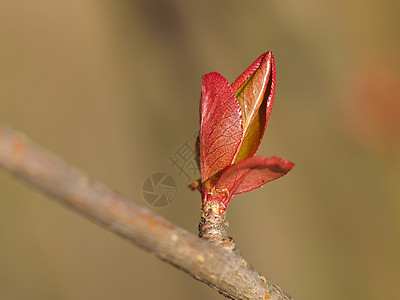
215;156;294;206
200;72;243;183
234;52;276;162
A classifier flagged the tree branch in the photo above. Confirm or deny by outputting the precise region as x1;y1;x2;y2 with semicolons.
0;125;293;300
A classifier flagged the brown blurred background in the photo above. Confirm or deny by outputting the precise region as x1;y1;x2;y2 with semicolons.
1;1;399;299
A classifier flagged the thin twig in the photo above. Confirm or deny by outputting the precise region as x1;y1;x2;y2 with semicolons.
198;200;236;251
0;125;293;300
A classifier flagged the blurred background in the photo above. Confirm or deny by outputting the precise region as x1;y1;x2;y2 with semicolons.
0;0;399;299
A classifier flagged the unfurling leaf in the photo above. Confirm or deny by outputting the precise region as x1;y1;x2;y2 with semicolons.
190;51;294;213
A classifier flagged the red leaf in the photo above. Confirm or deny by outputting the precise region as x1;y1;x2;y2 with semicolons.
200;72;243;183
234;52;276;162
215;156;294;206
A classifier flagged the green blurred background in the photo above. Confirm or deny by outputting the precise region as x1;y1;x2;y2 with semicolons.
1;1;399;299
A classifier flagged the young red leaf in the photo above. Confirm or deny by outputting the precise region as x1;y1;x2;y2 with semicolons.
234;52;276;162
200;72;243;183
215;156;294;207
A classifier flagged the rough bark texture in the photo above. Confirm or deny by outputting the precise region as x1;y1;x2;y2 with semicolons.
198;201;236;251
0;125;293;300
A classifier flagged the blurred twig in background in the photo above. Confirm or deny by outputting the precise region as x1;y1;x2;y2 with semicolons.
0;125;293;300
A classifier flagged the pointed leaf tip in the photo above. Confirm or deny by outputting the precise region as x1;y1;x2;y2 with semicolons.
231;52;274;93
